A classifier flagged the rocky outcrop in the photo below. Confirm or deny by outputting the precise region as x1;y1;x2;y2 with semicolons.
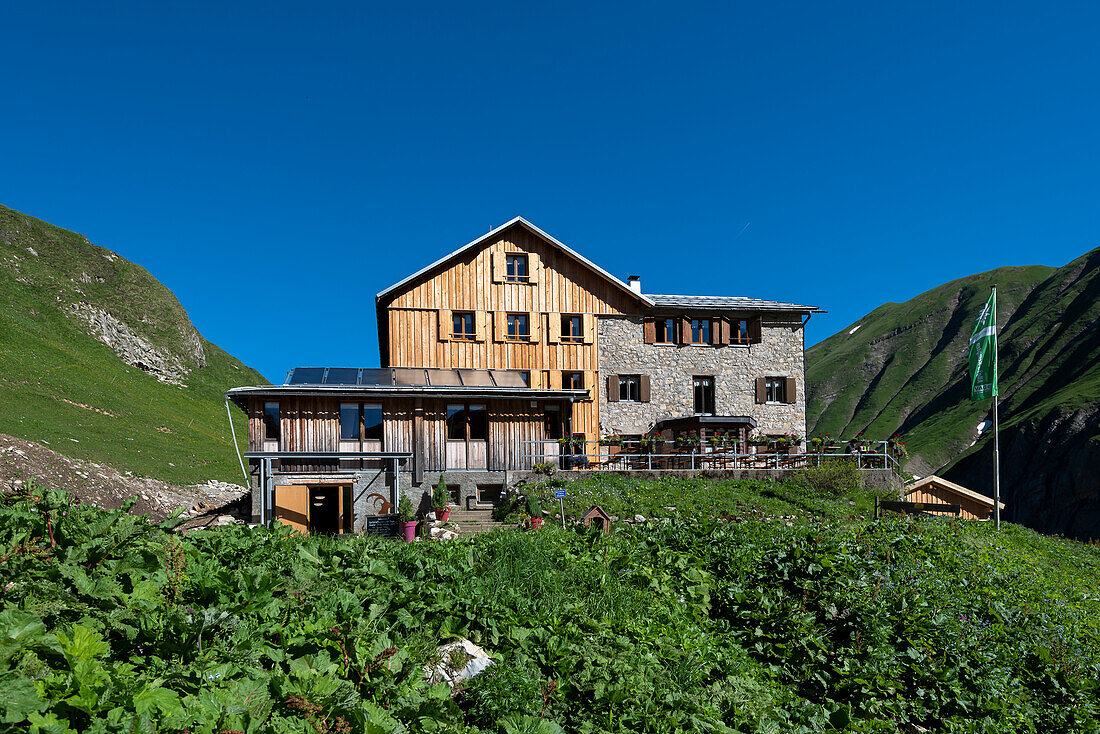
68;301;205;384
946;406;1100;540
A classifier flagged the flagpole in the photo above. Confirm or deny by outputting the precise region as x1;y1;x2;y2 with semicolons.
992;286;1001;530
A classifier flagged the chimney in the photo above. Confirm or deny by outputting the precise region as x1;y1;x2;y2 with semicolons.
628;275;642;294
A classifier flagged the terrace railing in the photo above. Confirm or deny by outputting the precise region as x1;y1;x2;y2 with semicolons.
524;439;900;473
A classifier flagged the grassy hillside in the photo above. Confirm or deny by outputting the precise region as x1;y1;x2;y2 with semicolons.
805;264;1052;475
0;203;266;485
2;475;1098;732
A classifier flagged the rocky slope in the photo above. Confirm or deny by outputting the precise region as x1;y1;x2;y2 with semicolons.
807;246;1100;539
0;202;267;489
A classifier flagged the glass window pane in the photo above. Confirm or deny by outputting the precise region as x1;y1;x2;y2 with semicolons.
468;405;488;440
340;403;359;440
263;402;280;440
446;405;466;440
700;320;710;343
363;405;383;441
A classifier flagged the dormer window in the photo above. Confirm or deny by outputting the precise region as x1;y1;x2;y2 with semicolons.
505;254;529;282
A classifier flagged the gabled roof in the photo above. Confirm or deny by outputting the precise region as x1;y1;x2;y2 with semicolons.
646;294;822;313
375;216;654;306
905;475;1005;509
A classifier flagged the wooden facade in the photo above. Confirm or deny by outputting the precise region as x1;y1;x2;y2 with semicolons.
246;395;558;474
904;476;1004;521
376;221;644;444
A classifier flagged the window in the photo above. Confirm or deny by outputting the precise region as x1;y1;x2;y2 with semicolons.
731;319;749;345
506;313;529;340
766;377;787;403
656;317;676;343
363;404;383;441
505;253;529;282
517;371;530;386
263;402;280;441
543;405;563;439
563;371;584;390
693;377;715;415
340;403;359;440
447;404;487;440
619;375;640;402
690;318;711;344
452;312;475;340
561;314;583;342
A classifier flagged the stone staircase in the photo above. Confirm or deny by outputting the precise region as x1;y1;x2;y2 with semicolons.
447;507;510;535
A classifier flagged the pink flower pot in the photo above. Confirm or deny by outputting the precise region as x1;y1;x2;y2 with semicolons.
400;520;418;542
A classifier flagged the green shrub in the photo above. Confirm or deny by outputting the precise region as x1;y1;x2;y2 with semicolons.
791;459;863;497
462;654;548;727
434;475;450;508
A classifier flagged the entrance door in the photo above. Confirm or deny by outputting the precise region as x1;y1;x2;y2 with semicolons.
446;404;488;470
274;485;309;534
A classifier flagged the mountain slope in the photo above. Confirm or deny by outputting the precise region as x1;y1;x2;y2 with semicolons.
807;247;1100;537
0;203;265;485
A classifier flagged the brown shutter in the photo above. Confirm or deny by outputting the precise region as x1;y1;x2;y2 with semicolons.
582;313;595;344
748;316;762;344
475;310;488;342
785;377;797;404
643;316;656;343
719;317;731;344
549;371;563;390
680;317;692;344
528;312;541;343
548;312;561;343
607;374;619;402
492;251;505;283
493;312;506;342
438;309;452;341
710;318;722;345
755;377;766;404
639;375;651;402
527;251;540;284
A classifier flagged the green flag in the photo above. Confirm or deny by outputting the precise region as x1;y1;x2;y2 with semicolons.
968;289;998;400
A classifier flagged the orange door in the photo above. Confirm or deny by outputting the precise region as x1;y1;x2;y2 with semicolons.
274;485;310;534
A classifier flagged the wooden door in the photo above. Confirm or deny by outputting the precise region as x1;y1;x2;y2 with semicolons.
468;440;488;469
274;485;309;534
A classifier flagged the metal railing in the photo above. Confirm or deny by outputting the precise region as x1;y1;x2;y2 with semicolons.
523;439;899;473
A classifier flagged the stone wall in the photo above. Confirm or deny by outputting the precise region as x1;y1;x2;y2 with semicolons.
598;314;807;439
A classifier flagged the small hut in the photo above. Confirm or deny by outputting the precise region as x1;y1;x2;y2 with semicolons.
904;476;1004;521
581;505;612;533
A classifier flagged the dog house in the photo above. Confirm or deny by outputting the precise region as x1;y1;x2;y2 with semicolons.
581;505;612;533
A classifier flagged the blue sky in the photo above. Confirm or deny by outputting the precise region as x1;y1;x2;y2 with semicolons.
3;1;1099;383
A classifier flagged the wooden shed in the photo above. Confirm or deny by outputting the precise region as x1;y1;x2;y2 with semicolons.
904;476;1005;521
581;505;612;533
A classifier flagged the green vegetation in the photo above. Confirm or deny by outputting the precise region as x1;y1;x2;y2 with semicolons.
806;249;1100;477
0;204;266;485
4;477;1099;732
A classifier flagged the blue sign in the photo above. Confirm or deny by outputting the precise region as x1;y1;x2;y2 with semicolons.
554;489;567;499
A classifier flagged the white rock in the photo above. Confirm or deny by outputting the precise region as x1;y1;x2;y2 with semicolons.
633;514;646;523
424;640;494;690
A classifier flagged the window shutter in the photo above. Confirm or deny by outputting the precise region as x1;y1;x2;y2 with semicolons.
719;317;731;344
529;370;543;389
607;374;619;402
710;318;722;345
680;317;692;345
527;251;540;284
785;377;797;404
528;312;541;343
548;312;561;343
438;309;452;341
748;316;762;344
582;313;595;344
549;371;562;390
493;312;506;342
492;251;505;283
643;316;656;344
639;375;651;402
755;377;766;404
475;310;488;342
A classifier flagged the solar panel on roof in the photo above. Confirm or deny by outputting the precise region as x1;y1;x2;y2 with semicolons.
394;368;426;386
491;370;528;387
288;367;326;384
324;367;360;385
360;368;393;386
458;370;494;386
426;369;461;386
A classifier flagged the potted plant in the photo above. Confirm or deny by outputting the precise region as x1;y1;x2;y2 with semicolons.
432;475;451;522
398;497;417;542
747;432;770;454
639;432;664;452
526;495;544;530
676;430;701;449
888;433;909;461
809;433;833;453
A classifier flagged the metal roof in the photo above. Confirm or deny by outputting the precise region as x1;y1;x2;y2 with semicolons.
375;216;655;306
281;366;535;388
645;294;822;313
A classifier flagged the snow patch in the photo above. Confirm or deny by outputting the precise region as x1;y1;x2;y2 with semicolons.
976;420;992;434
848;324;862;335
